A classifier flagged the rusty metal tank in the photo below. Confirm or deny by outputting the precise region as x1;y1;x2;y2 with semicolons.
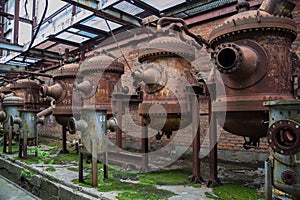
208;0;298;139
0;96;24;154
132;30;199;136
10;79;43;111
69;52;123;187
41;63;82;127
73;52;124;112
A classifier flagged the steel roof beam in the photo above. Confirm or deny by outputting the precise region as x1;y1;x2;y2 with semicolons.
0;64;25;72
61;0;142;27
0;42;24;52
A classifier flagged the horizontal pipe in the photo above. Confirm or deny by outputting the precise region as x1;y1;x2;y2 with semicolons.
214;43;258;80
73;80;93;96
40;83;63;100
68;118;88;134
37;106;53;118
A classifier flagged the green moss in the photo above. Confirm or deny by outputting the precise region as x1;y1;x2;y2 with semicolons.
208;184;264;200
44;152;78;164
72;167;174;200
67;167;78;172
139;168;192;185
45;167;56;172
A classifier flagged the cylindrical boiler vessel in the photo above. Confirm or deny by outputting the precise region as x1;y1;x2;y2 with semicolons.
41;63;82;127
0;96;23;154
69;52;123;187
133;30;199;136
40;63;82;153
208;1;298;140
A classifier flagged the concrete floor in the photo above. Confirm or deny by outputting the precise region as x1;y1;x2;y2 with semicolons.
0;175;39;200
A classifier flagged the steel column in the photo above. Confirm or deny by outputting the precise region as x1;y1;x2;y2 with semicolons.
13;0;20;44
207;83;222;187
191;93;203;183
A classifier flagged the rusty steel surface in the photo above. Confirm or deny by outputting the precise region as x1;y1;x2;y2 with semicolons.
75;52;124;112
10;79;43;111
41;63;81;126
135;31;200;133
209;2;297;138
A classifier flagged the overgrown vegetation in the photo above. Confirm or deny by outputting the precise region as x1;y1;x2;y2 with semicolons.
206;184;264;200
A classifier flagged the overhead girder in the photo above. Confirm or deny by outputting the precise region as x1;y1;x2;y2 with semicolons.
61;0;142;27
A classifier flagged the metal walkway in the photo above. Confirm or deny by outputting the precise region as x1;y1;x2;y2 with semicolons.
0;175;39;200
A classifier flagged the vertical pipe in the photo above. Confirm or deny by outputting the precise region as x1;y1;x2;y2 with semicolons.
8;119;12;154
191;93;202;182
78;145;84;183
91;139;98;187
0;1;5;56
141;119;149;172
13;0;19;44
32;0;36;28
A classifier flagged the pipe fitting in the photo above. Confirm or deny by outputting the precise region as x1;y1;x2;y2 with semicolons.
268;119;300;155
11;116;23;127
36;99;55;118
73;80;94;96
68;118;88;134
214;43;258;79
107;117;118;132
132;64;164;86
40;83;63;100
0;110;7;122
36;116;45;125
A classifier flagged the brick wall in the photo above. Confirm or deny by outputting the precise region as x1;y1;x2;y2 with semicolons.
38;1;300;156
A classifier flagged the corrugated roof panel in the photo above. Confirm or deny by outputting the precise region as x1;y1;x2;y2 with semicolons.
80;16;122;32
113;1;144;15
142;0;185;11
185;0;237;16
56;32;90;43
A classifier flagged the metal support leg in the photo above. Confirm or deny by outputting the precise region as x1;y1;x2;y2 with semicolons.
207;97;222;187
8;123;13;154
189;94;204;183
18;138;22;158
91;139;98;187
61;126;69;154
3;134;7;153
116;100;122;149
141;120;149;172
23;131;28;160
79;148;84;183
103;151;108;180
265;157;273;200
